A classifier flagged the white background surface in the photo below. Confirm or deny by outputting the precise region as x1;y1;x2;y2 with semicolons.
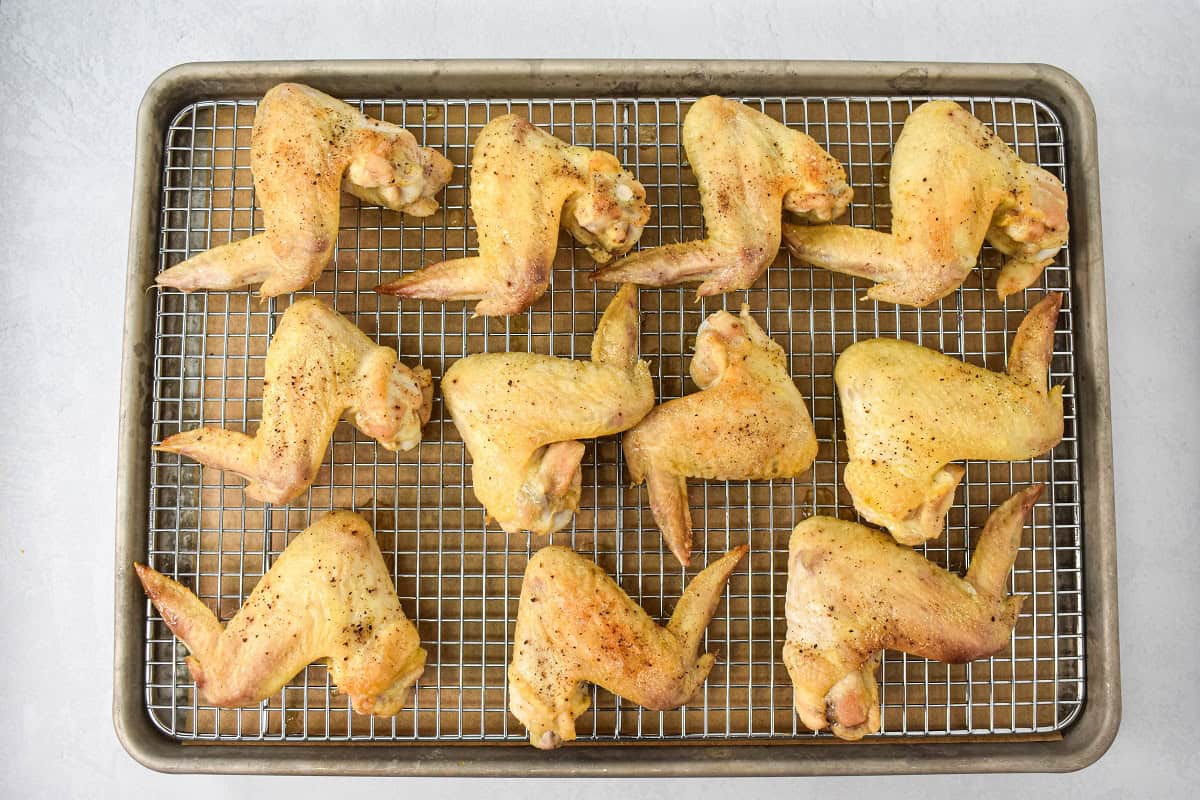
1;0;1197;796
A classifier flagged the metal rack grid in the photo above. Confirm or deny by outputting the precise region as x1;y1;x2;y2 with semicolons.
144;93;1084;743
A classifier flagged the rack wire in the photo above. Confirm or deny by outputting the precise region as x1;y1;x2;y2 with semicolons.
144;93;1084;743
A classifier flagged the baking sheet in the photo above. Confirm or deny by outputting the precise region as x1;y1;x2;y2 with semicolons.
115;60;1117;776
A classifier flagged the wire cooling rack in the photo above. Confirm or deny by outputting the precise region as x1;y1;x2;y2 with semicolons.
144;94;1084;743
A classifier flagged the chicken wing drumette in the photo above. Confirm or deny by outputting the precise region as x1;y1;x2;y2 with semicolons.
782;100;1068;306
592;95;852;296
376;114;650;316
156;83;453;297
135;511;426;716
623;306;818;566
155;299;432;505
784;486;1040;740
509;544;748;749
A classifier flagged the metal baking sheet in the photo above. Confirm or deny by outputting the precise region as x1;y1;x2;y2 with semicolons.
114;60;1119;776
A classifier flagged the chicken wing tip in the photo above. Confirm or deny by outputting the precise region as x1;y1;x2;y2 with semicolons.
1012;483;1045;509
1040;290;1064;310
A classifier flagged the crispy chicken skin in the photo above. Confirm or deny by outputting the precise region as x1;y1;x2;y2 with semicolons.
156;83;453;298
134;511;426;716
624;305;818;566
592;95;852;296
155;299;432;505
836;293;1063;544
441;285;653;535
783;100;1068;306
376;114;650;316
784;486;1041;740
509;544;748;749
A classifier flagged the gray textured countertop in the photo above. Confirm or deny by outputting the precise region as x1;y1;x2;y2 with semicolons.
2;0;1196;796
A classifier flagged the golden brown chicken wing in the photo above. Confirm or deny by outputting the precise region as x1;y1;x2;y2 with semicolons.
441;285;653;534
835;293;1063;544
156;83;453;297
134;511;426;717
784;486;1040;740
623;305;818;566
155;298;432;505
592;95;851;296
509;543;748;749
376;114;650;316
782;100;1068;306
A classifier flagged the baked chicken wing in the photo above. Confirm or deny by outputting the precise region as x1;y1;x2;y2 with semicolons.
592;95;852;296
836;293;1062;544
623;305;818;566
155;298;432;505
509;544;748;749
376;114;650;316
156;83;453;297
134;511;426;716
784;486;1040;740
782;100;1068;306
442;285;653;534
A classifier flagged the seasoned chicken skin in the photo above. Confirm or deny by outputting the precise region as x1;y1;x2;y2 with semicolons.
156;83;453;297
442;285;653;534
509;544;748;749
836;293;1062;544
783;100;1068;306
624;305;818;566
156;299;432;505
376;114;650;316
784;486;1041;740
592;95;852;296
134;511;426;716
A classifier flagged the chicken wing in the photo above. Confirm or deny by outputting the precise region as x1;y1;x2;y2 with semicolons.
623;305;818;566
592;95;852;296
156;83;453;298
155;298;432;505
836;293;1062;544
376;114;650;316
784;486;1040;740
442;284;653;534
134;511;426;716
782;100;1068;306
509;544;748;749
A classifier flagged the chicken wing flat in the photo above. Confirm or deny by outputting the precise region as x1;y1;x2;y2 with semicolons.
509;544;748;749
156;83;453;297
376;114;650;316
134;511;426;717
784;486;1040;740
623;305;818;566
592;95;852;296
783;100;1068;306
442;285;653;534
836;293;1062;544
155;298;432;505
